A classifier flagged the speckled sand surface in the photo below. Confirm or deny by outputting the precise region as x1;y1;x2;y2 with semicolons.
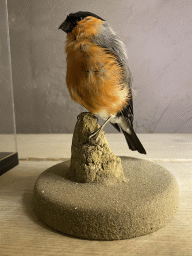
33;157;179;240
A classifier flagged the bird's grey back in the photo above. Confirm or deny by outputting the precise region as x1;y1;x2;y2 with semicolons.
92;21;132;89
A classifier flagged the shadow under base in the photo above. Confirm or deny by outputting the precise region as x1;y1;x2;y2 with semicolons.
33;157;180;240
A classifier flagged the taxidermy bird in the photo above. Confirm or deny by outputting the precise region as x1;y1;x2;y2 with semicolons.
59;11;146;154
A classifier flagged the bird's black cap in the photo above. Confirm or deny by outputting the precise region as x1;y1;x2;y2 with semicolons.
59;11;105;33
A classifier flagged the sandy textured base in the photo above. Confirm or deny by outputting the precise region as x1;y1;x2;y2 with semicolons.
33;157;180;240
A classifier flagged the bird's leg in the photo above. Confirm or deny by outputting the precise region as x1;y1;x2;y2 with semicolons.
89;116;112;139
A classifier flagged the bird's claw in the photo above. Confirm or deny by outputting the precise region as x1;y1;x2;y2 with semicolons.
89;128;101;141
77;114;81;121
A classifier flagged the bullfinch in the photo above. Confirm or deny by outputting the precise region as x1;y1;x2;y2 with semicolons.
59;11;146;154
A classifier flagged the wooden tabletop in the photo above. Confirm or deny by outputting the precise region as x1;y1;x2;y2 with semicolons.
0;134;192;256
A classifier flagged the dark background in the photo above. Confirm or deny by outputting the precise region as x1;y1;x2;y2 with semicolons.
1;0;192;134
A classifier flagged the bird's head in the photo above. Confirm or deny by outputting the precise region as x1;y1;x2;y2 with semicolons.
59;11;105;33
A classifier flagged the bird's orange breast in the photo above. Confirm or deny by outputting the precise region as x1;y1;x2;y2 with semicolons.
65;17;129;115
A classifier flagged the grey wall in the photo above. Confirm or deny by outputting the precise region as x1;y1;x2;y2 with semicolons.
0;0;16;134
1;0;192;133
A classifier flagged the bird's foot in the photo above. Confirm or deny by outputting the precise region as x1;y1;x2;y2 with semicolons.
77;113;81;121
89;128;101;141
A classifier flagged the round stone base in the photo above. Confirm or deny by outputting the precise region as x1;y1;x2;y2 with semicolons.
33;157;180;240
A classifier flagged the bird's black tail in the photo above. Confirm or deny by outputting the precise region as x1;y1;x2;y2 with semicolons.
121;128;146;154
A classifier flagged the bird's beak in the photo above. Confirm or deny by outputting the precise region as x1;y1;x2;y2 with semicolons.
58;21;70;32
